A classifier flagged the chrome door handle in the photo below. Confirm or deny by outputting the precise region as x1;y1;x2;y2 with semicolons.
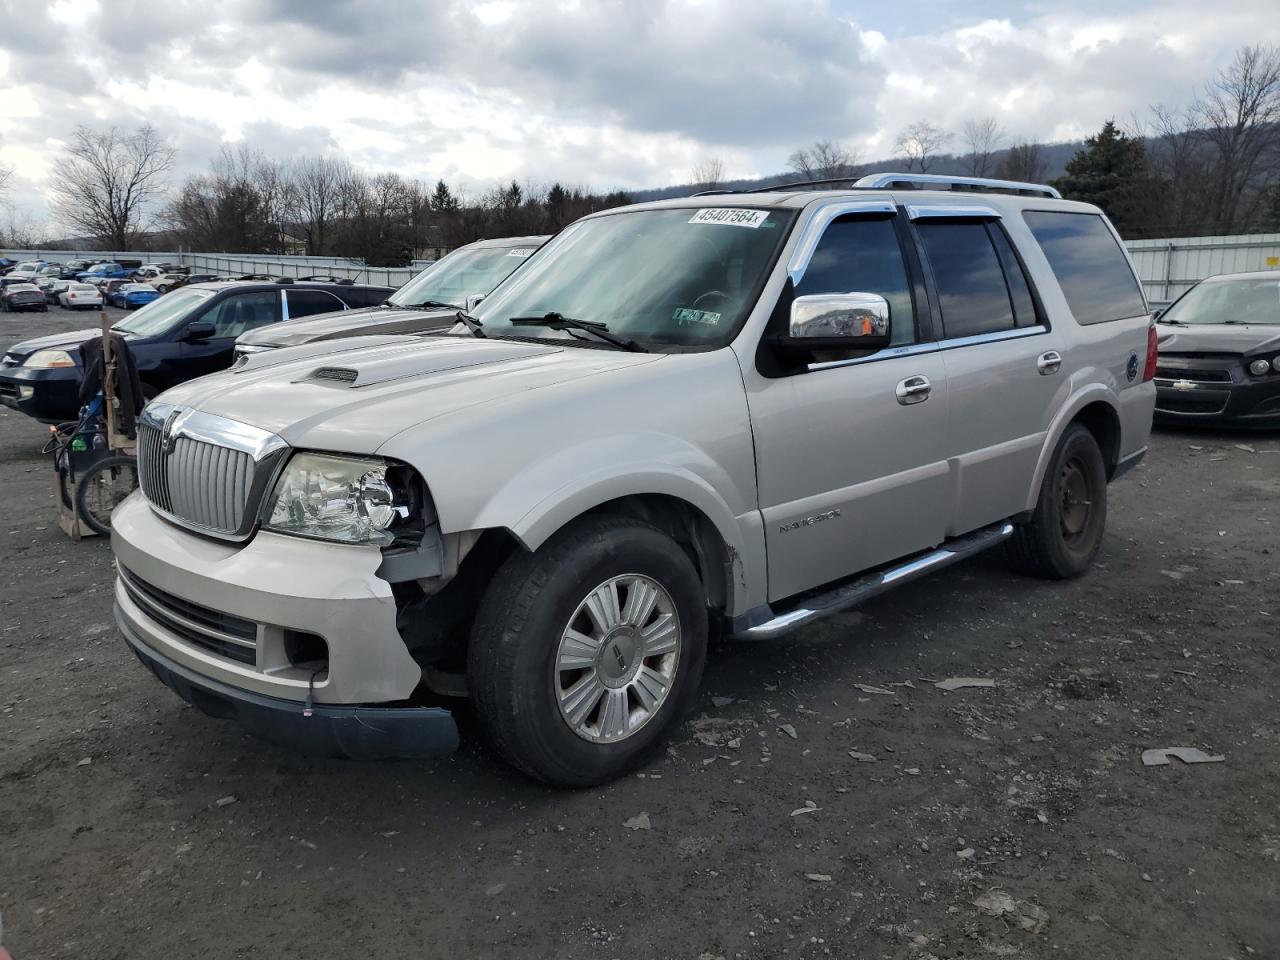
1037;351;1062;375
895;375;931;405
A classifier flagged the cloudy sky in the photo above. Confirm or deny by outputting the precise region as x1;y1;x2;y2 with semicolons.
1;0;1278;225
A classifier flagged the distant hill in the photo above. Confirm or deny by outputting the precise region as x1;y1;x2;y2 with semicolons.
630;139;1088;202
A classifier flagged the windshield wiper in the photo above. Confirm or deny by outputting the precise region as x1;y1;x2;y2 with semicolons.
508;313;647;352
386;299;461;310
1157;317;1184;325
454;310;486;338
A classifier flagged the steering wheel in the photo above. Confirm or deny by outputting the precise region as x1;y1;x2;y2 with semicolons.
692;290;731;311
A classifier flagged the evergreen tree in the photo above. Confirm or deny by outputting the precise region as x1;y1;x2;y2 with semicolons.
429;179;458;214
1052;120;1156;238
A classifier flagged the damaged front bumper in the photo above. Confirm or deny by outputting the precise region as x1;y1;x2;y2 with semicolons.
111;491;459;760
120;613;458;759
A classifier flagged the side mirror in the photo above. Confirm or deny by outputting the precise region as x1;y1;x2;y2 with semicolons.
465;293;487;313
776;292;892;355
1152;307;1165;320
184;321;216;341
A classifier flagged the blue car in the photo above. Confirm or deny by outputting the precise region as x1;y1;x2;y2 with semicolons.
75;261;130;282
108;282;160;310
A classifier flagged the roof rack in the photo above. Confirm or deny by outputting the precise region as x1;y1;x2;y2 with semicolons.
236;274;295;283
297;274;355;284
719;171;1061;199
853;172;1060;199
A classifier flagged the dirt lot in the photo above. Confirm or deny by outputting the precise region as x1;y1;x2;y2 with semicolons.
1;307;1277;960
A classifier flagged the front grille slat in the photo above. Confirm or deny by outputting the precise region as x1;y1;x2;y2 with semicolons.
119;565;257;666
136;417;260;537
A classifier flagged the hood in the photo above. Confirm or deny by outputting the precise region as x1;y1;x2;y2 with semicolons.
238;306;457;348
6;327;129;357
1156;322;1280;355
156;334;662;453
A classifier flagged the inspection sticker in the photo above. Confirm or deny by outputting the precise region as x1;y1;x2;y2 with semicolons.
674;307;722;326
688;208;769;228
507;247;533;257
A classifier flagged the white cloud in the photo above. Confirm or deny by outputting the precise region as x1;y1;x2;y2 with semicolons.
1;0;1278;230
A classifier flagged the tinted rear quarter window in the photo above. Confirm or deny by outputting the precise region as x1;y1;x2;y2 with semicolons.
1022;211;1146;324
915;221;1016;338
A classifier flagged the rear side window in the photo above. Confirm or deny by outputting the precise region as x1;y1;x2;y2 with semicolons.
915;221;1018;338
286;289;347;320
1022;211;1146;324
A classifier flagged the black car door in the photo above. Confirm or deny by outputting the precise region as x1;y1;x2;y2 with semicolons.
174;290;283;383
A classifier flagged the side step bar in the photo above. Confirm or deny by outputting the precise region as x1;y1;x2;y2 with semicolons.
728;521;1015;641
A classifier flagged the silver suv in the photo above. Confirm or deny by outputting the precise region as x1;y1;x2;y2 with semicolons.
111;173;1156;786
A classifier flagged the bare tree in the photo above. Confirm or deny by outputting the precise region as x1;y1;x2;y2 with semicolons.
0;162;13;197
895;121;951;173
1191;44;1280;234
787;140;859;181
49;125;175;248
691;156;726;191
961;117;1005;176
996;142;1048;184
288;154;353;255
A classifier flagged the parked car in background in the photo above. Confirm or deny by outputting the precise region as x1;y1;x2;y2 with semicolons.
59;282;104;310
1154;270;1280;428
76;261;130;281
111;175;1155;785
154;272;220;293
234;235;547;357
0;278;394;422
38;278;72;304
99;278;132;303
1;283;48;312
5;260;48;281
108;282;161;310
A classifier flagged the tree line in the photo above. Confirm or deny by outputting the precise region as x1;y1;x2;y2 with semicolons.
34;134;632;264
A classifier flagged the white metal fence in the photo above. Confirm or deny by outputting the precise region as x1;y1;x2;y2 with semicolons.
6;233;1280;301
1125;233;1280;302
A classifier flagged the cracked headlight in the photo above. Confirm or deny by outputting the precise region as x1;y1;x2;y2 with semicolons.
265;453;411;546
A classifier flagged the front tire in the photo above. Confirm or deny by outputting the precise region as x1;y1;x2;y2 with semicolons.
1008;423;1108;579
468;515;708;787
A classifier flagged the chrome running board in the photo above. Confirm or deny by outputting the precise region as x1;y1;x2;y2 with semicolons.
729;521;1015;641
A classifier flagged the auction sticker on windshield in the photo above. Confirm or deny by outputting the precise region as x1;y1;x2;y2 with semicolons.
507;248;534;257
688;208;769;228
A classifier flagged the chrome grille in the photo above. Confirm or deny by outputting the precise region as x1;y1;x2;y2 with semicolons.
136;404;287;540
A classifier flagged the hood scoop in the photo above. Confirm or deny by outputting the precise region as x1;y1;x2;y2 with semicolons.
310;366;359;384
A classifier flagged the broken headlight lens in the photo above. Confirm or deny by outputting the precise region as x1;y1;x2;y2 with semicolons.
264;453;408;546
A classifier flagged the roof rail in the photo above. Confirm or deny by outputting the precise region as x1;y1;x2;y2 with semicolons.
852;172;1061;199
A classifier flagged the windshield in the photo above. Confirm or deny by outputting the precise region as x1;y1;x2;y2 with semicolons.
473;207;795;348
1162;277;1280;326
113;287;215;336
387;245;539;308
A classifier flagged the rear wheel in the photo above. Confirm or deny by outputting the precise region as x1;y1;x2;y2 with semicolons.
468;515;708;787
1008;423;1108;579
75;455;138;536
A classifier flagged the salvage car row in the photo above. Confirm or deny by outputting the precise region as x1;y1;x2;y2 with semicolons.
3;174;1277;786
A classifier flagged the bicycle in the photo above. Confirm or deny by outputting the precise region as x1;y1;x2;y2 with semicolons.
45;395;138;537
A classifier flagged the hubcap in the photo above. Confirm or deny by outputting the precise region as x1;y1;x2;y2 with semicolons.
554;574;681;744
1059;457;1092;542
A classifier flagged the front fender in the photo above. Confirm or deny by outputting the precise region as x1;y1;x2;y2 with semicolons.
468;432;765;616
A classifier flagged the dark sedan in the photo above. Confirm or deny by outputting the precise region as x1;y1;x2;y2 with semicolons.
1;283;49;313
0;279;392;423
233;234;547;357
1154;271;1280;428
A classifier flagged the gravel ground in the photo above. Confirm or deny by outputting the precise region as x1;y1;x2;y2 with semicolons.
1;307;1277;960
